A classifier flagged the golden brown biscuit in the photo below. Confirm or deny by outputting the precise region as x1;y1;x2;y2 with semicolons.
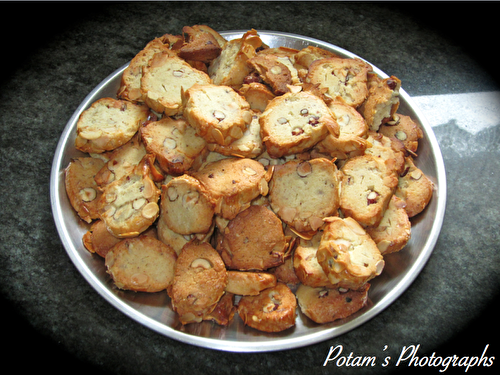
97;157;161;238
169;242;227;324
82;219;122;257
160;174;215;235
225;271;277;295
237;282;297;333
296;283;370;324
306;57;372;108
379;113;424;155
105;235;177;293
294;45;339;70
190;157;271;220
141;53;211;116
238;82;276;112
269;158;341;234
366;195;411;255
179;25;223;63
395;156;434;217
216;205;288;270
203;291;236;326
365;130;406;175
339;154;398;228
317;217;384;289
140;116;207;175
182;83;253;146
75;97;150;154
247;54;293;95
65;156;105;223
259;90;340;158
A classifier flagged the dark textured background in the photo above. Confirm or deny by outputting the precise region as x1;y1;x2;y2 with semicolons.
1;2;499;374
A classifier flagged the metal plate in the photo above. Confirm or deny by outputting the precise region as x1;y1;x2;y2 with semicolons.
50;30;446;352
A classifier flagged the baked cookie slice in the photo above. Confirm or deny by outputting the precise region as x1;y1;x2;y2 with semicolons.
395;156;434;217
141;53;211;116
365;131;406;175
359;76;401;131
105;235;177;293
259;90;340;158
296;283;370;324
207;110;264;158
94;133;147;187
190;157;271;220
140;116;207;175
269;158;341;234
179;25;223;63
182;83;253;146
97;157;161;238
216;205;288;270
294;45;339;71
208;29;263;88
117;33;181;102
65;156;105;223
238;82;275;112
339;154;398;228
225;271;277;296
247;53;293;95
203;291;236;326
75;97;150;154
82;219;122;257
305;57;371;108
168;242;227;325
366;195;411;255
317;216;384;289
379;113;424;155
237;282;297;333
160;174;215;235
293;231;337;288
314;101;369;160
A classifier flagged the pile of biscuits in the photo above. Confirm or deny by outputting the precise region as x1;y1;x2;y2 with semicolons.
64;25;434;333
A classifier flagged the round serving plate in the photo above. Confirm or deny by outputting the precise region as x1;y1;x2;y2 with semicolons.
50;30;446;352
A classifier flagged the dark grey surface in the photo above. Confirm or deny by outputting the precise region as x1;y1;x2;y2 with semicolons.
1;2;499;374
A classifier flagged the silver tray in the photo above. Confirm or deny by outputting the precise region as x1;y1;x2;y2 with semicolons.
50;31;447;352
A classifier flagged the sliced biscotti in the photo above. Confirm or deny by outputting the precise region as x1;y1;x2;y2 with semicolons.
141;53;211;116
208;29;263;89
367;195;411;255
216;205;288;270
237;282;297;333
105;235;177;293
259;90;340;158
317;216;384;289
178;25;223;63
65;156;105;223
238;82;275;112
365;131;406;175
190;157;271;220
94;133;147;187
140;116;207;174
182;83;253;146
269;158;341;234
314;101;369;160
117;33;181;102
339;154;399;228
296;283;370;324
305;57;372;108
359;76;401;131
168;241;227;325
247;53;293;95
75;97;150;154
160;174;215;235
97;156;161;238
379;113;424;155
395;156;434;217
225;271;277;296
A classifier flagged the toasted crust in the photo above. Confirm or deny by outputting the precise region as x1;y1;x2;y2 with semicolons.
169;242;227;324
269;158;341;234
75;97;150;154
65;156;105;223
105;235;177;293
296;283;370;324
306;57;371;108
237;282;297;332
259;91;340;158
141;53;211;116
140;116;207;174
317;216;384;289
